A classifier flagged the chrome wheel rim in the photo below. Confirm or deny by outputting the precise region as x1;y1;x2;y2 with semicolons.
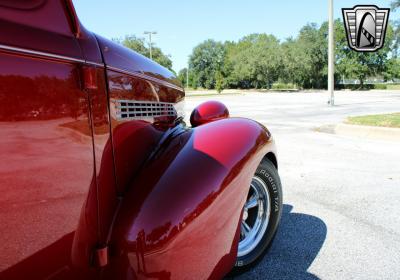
238;176;271;257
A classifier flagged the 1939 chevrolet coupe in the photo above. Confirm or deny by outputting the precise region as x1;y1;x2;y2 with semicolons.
0;1;282;279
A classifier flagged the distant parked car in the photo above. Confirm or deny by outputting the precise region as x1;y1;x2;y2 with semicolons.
0;1;282;279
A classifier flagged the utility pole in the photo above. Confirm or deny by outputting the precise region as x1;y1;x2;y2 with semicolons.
144;31;157;60
328;0;335;106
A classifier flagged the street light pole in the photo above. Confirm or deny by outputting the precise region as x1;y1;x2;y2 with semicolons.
144;31;157;60
328;0;335;106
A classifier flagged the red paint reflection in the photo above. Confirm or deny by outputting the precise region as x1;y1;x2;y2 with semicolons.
104;118;272;279
0;53;96;278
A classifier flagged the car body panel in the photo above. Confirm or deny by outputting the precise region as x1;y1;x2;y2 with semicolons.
95;35;182;90
0;1;101;278
0;1;278;279
0;0;82;60
96;36;185;197
104;118;274;279
0;38;96;279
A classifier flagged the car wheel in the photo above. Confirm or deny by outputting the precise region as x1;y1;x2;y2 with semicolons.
232;157;283;273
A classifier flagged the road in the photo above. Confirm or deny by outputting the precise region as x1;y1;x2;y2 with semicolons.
185;91;400;280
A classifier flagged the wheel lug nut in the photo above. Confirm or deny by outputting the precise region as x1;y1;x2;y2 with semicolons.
243;210;248;220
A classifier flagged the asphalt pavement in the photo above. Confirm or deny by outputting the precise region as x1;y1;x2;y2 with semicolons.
185;90;400;280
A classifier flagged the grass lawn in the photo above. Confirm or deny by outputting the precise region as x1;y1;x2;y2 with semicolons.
387;84;400;90
346;113;400;128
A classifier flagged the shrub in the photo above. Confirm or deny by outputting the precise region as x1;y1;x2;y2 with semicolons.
336;84;374;90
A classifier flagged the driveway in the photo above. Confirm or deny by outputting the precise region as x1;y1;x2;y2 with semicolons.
186;91;400;279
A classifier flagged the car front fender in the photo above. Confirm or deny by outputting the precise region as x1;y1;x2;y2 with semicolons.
105;118;276;279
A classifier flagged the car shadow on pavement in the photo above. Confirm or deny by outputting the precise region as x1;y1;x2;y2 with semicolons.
230;204;327;280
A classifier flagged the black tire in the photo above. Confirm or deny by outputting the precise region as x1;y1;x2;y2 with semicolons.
231;157;283;274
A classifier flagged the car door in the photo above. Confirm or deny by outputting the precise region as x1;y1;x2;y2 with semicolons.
0;1;100;278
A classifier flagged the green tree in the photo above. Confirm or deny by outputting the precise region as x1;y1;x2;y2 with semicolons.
392;20;400;58
390;1;400;57
177;68;187;87
281;38;310;88
226;34;282;89
215;70;224;93
178;68;198;89
189;39;226;89
335;20;394;87
278;23;329;89
185;16;397;91
114;35;173;70
385;58;400;81
299;23;328;88
391;0;400;9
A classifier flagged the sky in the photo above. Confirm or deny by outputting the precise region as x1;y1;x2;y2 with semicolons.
73;0;399;72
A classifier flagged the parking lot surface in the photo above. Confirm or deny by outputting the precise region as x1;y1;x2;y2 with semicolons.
185;91;400;280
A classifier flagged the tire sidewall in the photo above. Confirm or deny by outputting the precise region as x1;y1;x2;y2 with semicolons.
234;159;283;270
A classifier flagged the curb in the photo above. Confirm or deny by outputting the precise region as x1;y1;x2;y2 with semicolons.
317;123;400;141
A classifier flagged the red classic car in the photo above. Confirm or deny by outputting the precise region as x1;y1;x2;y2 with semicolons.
0;1;282;279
